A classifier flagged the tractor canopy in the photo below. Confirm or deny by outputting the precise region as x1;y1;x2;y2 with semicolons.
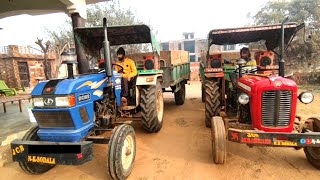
74;24;160;56
208;22;305;50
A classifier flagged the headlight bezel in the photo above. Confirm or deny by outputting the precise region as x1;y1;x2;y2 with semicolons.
32;95;76;108
298;92;314;104
238;93;250;105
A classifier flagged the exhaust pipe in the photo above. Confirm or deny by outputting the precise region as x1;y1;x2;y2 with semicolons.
103;18;113;77
279;16;289;77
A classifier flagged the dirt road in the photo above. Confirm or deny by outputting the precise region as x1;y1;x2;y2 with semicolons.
1;82;319;180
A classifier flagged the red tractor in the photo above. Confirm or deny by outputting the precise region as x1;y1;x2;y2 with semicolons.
202;18;320;169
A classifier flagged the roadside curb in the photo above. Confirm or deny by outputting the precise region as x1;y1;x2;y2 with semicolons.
0;130;28;167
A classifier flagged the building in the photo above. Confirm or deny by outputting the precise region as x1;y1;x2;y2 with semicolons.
160;32;207;62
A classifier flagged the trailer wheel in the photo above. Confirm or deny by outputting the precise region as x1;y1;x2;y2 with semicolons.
19;126;55;174
174;81;186;105
108;124;136;180
201;83;205;103
211;116;226;164
205;80;220;128
304;117;320;169
140;81;164;132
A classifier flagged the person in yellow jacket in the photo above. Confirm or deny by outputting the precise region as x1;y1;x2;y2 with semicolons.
114;47;137;99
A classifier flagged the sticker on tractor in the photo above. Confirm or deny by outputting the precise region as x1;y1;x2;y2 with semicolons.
241;137;271;144
12;145;25;156
246;133;259;138
27;156;56;164
273;141;297;146
300;138;320;145
231;132;239;140
78;93;91;102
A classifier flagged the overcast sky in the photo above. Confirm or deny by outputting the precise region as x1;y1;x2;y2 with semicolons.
0;0;269;46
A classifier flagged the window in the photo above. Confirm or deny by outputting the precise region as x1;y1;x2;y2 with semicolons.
190;34;194;39
161;43;169;51
190;55;196;62
184;40;195;53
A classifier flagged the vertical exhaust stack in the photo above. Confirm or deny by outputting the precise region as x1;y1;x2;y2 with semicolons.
279;16;289;77
103;18;113;77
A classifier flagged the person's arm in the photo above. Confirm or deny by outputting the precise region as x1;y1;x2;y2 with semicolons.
128;59;137;78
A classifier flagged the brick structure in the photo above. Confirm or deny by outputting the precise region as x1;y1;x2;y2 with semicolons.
0;45;56;88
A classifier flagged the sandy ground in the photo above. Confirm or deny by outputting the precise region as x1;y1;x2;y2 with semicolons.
0;81;320;180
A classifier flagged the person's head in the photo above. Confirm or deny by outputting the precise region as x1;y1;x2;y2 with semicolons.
117;47;126;61
240;47;251;61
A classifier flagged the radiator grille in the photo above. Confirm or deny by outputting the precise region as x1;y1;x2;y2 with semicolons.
261;90;292;127
33;111;74;128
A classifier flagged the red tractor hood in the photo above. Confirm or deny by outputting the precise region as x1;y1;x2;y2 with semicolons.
237;74;298;132
238;75;297;94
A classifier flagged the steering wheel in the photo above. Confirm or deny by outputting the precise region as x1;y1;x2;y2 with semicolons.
112;63;124;73
235;65;258;74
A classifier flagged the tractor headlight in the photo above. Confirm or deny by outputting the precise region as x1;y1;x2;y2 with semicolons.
32;97;44;107
298;92;314;104
238;93;249;105
56;95;76;107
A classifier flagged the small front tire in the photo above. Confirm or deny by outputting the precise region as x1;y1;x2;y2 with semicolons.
108;124;136;180
211;116;226;164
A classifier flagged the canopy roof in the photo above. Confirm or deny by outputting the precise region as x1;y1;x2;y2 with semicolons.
208;22;305;50
74;24;160;54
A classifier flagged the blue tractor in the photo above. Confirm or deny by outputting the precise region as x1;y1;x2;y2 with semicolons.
10;18;165;180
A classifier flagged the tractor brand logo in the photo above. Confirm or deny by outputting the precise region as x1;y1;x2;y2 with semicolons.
274;141;297;146
300;138;320;145
27;156;56;164
44;98;54;106
274;80;283;87
11;145;25;156
247;133;259;138
78;93;91;102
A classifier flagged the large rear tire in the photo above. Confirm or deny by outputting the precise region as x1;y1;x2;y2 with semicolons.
19;126;55;174
108;124;136;180
304;117;320;169
211;116;226;164
174;81;186;105
205;80;221;128
201;83;205;103
140;81;164;132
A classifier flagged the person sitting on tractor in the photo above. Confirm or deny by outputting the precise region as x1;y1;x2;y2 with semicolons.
114;47;138;103
230;47;257;88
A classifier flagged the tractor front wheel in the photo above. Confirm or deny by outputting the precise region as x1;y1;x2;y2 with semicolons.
211;116;226;164
205;80;221;128
108;124;136;180
304;117;320;169
19;126;55;174
140;81;164;132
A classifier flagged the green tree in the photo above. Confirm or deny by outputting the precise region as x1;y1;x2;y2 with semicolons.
250;0;320;81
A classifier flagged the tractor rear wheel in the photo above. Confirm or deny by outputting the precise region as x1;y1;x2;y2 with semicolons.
108;124;136;180
201;83;205;103
205;80;221;128
174;81;186;105
304;117;320;169
140;81;164;132
19;126;55;174
211;116;226;164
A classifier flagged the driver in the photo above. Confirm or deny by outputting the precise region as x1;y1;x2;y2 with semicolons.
240;47;256;66
114;47;137;101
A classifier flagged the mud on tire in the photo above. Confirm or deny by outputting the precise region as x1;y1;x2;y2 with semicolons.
205;80;221;128
19;126;55;174
108;124;136;180
140;81;164;132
